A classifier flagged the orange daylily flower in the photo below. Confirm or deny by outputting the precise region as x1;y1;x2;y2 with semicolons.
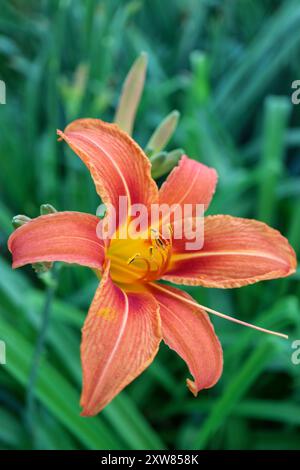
8;119;297;416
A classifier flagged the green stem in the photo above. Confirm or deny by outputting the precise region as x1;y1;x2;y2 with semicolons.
25;265;58;447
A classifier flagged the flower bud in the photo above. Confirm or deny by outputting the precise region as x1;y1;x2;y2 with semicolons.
146;110;180;155
40;204;57;215
12;215;31;229
151;148;183;179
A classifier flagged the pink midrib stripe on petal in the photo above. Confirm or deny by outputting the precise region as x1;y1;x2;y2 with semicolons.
174;164;201;206
172;249;290;266
71;131;132;210
86;290;129;408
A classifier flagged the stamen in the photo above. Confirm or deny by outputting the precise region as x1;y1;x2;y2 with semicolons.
155;237;165;249
151;229;168;249
127;253;141;265
120;227;173;283
150;283;288;339
155;250;167;278
127;252;153;279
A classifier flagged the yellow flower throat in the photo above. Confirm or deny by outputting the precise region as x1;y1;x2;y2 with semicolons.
107;227;172;285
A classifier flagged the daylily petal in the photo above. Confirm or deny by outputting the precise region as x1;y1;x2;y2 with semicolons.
80;265;161;416
58;119;158;228
159;155;217;214
164;215;297;288
149;283;223;394
8;211;104;269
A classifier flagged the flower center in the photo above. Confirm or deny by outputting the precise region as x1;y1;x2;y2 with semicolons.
107;227;172;285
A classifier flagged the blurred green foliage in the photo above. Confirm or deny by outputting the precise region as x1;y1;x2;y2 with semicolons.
0;0;300;450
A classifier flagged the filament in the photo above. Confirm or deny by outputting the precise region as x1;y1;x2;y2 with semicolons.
150;282;288;339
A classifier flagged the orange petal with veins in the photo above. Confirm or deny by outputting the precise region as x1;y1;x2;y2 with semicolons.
58;119;158;229
149;283;223;394
159;155;217;213
80;264;161;416
8;211;104;270
164;215;297;288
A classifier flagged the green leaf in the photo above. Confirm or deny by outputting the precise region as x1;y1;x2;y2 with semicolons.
0;315;123;450
192;339;278;449
257;96;291;224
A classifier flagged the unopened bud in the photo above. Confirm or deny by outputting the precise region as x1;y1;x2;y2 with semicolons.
151;148;183;179
40;204;57;215
114;52;148;135
146;110;180;156
12;215;31;229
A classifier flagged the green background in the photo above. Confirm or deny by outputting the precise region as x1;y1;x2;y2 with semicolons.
0;0;300;450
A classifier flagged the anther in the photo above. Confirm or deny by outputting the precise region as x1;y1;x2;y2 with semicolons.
155;238;165;249
127;253;141;265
